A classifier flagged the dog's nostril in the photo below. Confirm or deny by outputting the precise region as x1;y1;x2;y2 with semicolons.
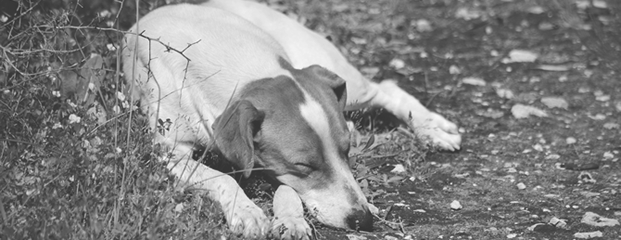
345;209;373;231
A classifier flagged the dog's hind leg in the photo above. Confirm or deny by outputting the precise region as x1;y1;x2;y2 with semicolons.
271;185;312;240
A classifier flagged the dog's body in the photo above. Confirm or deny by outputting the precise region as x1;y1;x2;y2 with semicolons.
203;0;461;151
123;1;461;239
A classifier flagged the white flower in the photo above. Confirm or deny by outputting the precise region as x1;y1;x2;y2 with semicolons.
52;90;61;97
116;91;126;101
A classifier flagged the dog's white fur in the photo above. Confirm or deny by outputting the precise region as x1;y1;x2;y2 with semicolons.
204;0;462;151
124;1;462;239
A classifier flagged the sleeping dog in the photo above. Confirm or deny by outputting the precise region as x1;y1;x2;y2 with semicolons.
123;1;461;239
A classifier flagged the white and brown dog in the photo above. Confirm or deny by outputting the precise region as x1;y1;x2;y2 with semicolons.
123;0;461;239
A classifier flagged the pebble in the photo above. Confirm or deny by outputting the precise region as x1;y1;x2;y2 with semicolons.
462;77;486;86
517;182;526;190
389;59;405;70
549;217;567;228
566;137;577;144
450;200;462;210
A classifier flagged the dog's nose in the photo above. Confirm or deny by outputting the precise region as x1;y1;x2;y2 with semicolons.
345;209;373;231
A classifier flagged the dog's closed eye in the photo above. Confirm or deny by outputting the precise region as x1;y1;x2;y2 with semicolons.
294;162;315;175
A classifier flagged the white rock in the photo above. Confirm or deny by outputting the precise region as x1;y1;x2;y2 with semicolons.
496;88;514;99
581;212;620;227
603;122;619;129
517;182;526;190
415;19;432;32
449;65;461;75
389;59;405;70
549;217;567;228
566;137;577;144
503;49;538;63
462;77;486;86
506;233;517;239
450;200;462;210
541;97;569;109
574;231;603;239
511;104;548;119
68;114;82;124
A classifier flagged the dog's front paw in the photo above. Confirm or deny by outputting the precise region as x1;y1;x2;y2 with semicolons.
411;111;461;151
225;199;270;239
272;215;312;240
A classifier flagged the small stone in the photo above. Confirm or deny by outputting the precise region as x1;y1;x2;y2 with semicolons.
549;217;567;228
566;137;577;144
496;88;514;99
512;104;548;119
545;154;561;160
389;59;405;70
415;19;432;32
517;182;526;190
603;151;614;159
541;97;569;109
174;203;184;213
506;233;517;239
603;122;619;129
462;77;486;86
503;49;538;63
450;200;462;210
449;65;461;74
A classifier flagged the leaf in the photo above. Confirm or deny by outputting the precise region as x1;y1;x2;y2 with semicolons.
362;134;375;151
581;212;620;227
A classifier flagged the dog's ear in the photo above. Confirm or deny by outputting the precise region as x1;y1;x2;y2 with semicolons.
303;65;347;109
212;100;264;178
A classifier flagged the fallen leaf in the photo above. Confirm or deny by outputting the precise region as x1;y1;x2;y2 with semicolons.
581;212;620;227
346;234;367;240
574;231;603;239
390;164;406;173
511;104;548;119
541;97;569;109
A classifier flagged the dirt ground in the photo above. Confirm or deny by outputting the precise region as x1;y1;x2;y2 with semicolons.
1;0;620;239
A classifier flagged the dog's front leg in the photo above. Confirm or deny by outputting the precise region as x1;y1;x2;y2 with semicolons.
372;80;462;151
272;185;312;240
162;142;270;238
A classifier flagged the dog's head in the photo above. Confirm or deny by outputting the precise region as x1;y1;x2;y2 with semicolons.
212;64;373;230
